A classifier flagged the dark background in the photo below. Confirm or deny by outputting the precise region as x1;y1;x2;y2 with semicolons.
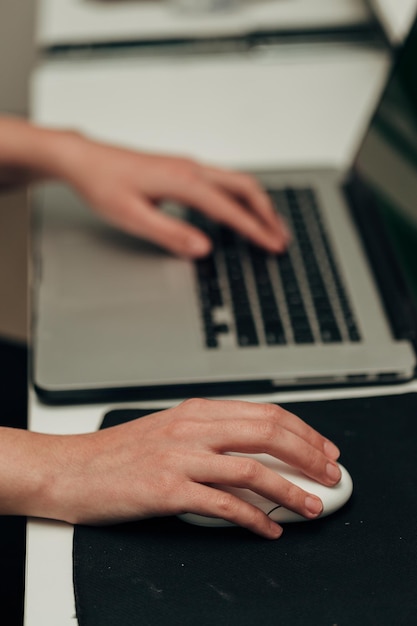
0;339;28;626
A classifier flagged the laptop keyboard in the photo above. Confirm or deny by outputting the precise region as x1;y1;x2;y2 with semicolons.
192;186;361;349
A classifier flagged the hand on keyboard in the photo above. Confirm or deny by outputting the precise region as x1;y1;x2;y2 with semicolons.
63;139;291;257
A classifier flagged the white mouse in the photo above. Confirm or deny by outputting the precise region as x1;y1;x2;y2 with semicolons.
179;453;353;527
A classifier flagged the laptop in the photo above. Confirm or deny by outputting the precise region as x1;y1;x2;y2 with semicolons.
37;0;373;51
32;14;417;403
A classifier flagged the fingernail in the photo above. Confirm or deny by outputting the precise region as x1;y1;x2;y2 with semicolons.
266;237;285;253
326;462;341;483
276;216;291;240
324;439;340;460
305;495;323;517
268;522;283;539
187;237;211;257
279;220;291;239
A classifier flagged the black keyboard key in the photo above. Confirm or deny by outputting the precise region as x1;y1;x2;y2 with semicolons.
303;189;362;342
205;333;218;349
236;323;259;347
276;253;313;341
221;234;259;347
213;323;230;334
264;321;286;345
249;245;287;346
320;325;342;343
283;189;346;344
349;328;361;342
294;330;315;344
195;256;223;308
195;185;361;349
195;253;225;348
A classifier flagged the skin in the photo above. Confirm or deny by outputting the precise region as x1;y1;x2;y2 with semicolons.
0;400;341;539
0;115;341;539
0;116;291;257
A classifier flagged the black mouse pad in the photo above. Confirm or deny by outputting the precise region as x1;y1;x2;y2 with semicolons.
73;393;417;626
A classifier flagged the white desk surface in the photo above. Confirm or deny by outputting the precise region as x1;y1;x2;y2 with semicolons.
27;42;397;625
35;0;370;47
371;0;417;44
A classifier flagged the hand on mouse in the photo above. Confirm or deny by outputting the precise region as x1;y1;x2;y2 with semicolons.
0;399;341;539
0;116;290;257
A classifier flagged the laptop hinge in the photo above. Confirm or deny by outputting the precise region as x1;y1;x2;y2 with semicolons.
42;24;383;59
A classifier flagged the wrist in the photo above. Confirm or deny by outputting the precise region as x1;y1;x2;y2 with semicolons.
0;427;83;522
41;128;88;184
0;428;54;517
0;115;87;182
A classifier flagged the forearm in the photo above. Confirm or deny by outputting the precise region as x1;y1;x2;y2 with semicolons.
0;115;83;190
0;425;121;524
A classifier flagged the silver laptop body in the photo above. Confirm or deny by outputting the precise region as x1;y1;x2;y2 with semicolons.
32;22;417;402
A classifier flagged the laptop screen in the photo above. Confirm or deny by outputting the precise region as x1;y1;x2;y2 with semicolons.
354;13;417;305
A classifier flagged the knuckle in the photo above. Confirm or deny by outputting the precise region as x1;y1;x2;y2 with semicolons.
238;173;261;192
255;417;277;444
215;491;238;517
175;158;200;182
168;398;211;438
261;403;281;422
179;397;210;414
165;418;191;440
238;458;262;483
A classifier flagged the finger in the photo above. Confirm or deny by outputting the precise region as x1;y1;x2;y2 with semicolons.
176;399;339;461
202;166;291;244
189;453;323;520
174;400;340;486
187;182;285;253
180;482;283;539
252;404;341;461
220;426;340;487
105;194;213;257
165;177;288;253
